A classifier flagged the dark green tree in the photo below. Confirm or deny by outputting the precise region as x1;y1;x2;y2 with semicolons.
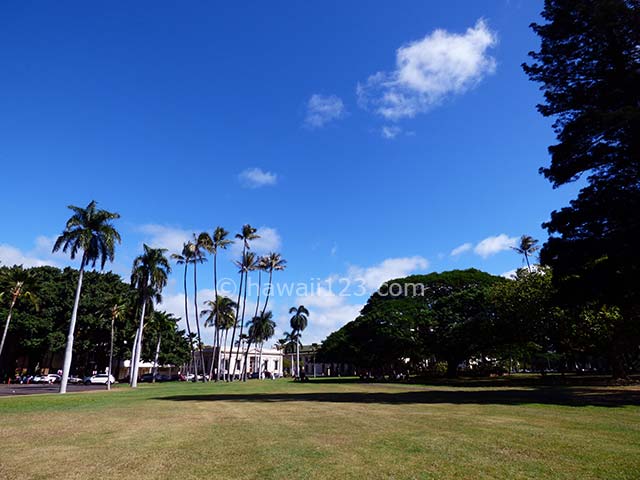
523;0;640;378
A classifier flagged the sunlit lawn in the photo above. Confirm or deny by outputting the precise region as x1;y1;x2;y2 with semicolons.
1;377;639;480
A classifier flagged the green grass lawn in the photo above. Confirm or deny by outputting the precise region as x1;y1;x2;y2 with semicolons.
0;377;638;480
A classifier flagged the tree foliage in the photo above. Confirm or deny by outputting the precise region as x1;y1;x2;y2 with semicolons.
523;0;640;377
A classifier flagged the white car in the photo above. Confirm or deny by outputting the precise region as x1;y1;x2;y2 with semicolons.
33;374;60;384
84;374;115;385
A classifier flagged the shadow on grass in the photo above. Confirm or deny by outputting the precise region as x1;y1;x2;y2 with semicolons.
154;386;640;408
307;374;640;388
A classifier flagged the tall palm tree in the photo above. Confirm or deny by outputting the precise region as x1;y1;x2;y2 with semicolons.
190;234;208;381
261;252;287;315
289;305;309;378
201;295;237;380
241;256;268;380
231;250;257;380
52;200;121;394
0;266;39;360
248;310;276;379
280;330;300;377
101;302;127;391
512;235;540;272
149;311;178;383
210;227;233;381
171;243;198;379
130;244;171;388
228;224;259;381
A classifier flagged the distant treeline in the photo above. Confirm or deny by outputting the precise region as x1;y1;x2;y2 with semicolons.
317;268;639;378
0;265;190;379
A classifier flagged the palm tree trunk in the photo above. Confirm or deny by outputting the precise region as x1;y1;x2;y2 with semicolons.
524;252;531;272
208;326;217;380
130;327;139;382
242;270;262;380
261;269;273;316
228;253;245;382
107;316;114;391
59;257;86;394
258;342;264;379
181;263;196;379
213;250;219;381
296;341;300;378
0;296;17;360
222;328;230;381
242;337;253;381
232;268;249;380
193;260;206;381
215;327;224;382
152;333;161;383
130;298;147;388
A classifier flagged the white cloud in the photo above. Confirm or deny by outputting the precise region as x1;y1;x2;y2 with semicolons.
347;256;429;291
474;234;517;258
357;19;497;120
230;226;282;257
381;125;402;139
296;286;363;331
451;242;473;257
238;168;278;189
137;224;194;254
0;243;57;268
291;256;428;343
501;268;518;279
304;94;345;128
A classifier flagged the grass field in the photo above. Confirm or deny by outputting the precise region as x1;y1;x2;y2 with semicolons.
0;377;638;480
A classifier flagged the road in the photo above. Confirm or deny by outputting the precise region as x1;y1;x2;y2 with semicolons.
0;383;108;396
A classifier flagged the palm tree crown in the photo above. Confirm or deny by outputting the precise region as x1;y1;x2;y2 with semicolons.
289;305;309;332
512;235;540;271
248;310;276;343
52;200;121;269
235;224;260;250
131;244;171;303
201;296;237;330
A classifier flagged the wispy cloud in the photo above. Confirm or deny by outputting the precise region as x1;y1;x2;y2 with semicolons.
346;256;429;291
304;94;345;128
381;125;402;139
137;224;194;253
474;234;517;258
357;19;497;120
0;243;57;268
238;167;278;189
450;242;473;257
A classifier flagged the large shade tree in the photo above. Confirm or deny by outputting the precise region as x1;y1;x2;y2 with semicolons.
52;200;121;393
523;0;640;378
0;266;39;360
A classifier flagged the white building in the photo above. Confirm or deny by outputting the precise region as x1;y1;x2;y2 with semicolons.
202;346;284;378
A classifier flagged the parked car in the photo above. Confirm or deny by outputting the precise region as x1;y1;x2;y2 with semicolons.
67;376;83;384
185;373;209;381
140;373;158;383
33;374;60;384
84;374;115;385
32;374;47;384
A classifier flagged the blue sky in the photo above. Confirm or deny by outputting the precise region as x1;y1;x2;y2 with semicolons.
0;1;580;343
